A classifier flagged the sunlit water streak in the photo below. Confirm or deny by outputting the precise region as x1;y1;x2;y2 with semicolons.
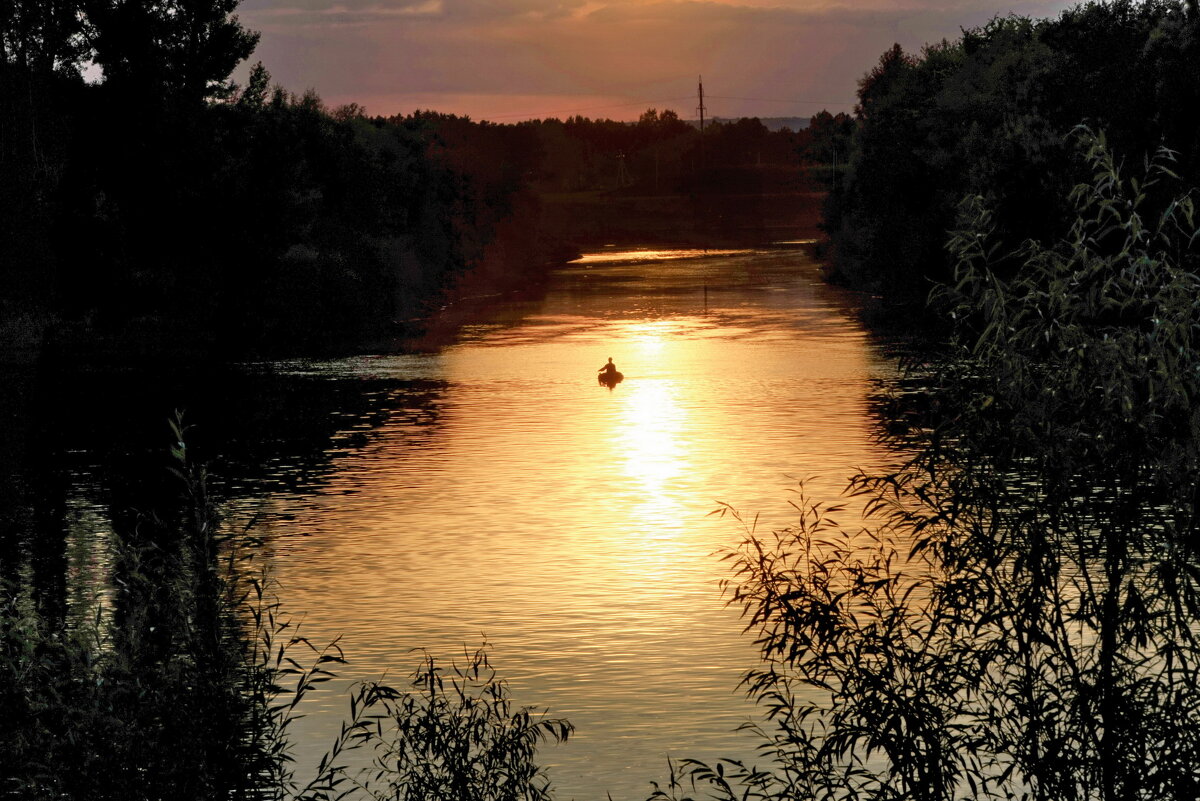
237;247;898;800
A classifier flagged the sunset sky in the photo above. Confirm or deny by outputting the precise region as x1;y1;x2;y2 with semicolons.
235;0;1077;122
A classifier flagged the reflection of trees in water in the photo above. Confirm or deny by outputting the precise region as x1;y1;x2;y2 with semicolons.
1;410;570;799
0;363;448;623
2;426;270;797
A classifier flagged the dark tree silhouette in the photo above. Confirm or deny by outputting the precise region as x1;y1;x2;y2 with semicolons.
825;0;1200;300
83;0;258;108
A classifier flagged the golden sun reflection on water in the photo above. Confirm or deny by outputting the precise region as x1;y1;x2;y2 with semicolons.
610;372;693;581
618;378;686;494
249;247;898;801
570;248;752;265
606;323;702;539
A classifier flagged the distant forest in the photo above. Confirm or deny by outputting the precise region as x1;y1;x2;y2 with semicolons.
823;0;1200;301
1;1;824;360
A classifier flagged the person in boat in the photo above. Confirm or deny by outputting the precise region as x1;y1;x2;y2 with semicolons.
598;357;619;377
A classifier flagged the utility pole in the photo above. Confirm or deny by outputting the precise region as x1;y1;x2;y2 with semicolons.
616;152;630;188
696;75;709;231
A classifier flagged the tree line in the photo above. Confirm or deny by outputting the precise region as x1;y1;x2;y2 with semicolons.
2;0;830;360
1;2;566;358
821;0;1200;302
517;110;809;195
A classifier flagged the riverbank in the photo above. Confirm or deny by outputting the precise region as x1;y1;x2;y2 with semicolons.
10;219;581;367
538;172;824;249
7;184;827;365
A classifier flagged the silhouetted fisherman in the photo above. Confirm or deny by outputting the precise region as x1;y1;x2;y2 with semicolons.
597;357;624;388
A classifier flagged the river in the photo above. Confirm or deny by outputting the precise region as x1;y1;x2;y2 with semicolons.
0;244;898;800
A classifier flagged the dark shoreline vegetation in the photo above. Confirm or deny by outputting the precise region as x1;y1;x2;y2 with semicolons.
4;0;1200;799
2;414;574;799
2;0;823;363
655;131;1200;801
821;0;1200;307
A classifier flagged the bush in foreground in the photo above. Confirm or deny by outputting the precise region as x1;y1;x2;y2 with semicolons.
655;132;1200;801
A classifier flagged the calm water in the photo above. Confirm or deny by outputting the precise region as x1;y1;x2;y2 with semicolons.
233;246;898;799
2;245;897;800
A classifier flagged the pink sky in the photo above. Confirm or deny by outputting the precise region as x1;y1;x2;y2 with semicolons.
235;0;1077;121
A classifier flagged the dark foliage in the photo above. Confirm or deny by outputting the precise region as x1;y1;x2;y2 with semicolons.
0;413;572;800
823;0;1200;300
2;0;824;360
520;111;804;196
651;133;1200;801
1;0;568;360
0;415;266;799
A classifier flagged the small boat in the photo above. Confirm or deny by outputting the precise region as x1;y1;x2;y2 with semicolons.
598;370;624;388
